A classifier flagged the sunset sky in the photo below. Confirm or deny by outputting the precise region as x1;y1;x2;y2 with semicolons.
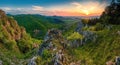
0;0;111;16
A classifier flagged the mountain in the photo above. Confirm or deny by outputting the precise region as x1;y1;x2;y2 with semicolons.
0;9;40;65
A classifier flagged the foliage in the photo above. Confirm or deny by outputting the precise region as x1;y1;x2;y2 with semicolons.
17;38;32;53
100;3;120;24
67;32;84;41
42;49;52;60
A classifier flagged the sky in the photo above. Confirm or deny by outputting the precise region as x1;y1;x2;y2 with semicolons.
0;0;112;16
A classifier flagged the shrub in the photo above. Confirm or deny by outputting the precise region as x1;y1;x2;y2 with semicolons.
5;40;17;50
42;49;52;60
95;23;105;31
67;32;84;41
17;39;32;53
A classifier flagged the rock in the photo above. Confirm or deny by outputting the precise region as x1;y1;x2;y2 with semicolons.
106;60;115;65
53;50;65;65
115;56;120;65
70;60;81;65
0;9;6;17
28;57;37;65
76;21;83;33
38;29;65;55
82;31;97;44
70;62;76;65
117;31;120;35
38;29;69;65
0;60;2;65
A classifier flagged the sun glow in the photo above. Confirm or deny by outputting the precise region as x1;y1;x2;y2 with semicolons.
83;10;90;15
71;2;106;16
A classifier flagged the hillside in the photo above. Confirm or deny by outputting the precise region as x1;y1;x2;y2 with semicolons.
0;9;40;65
9;15;66;39
9;14;81;39
64;2;120;65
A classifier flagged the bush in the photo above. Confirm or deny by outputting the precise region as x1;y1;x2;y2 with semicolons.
5;40;17;50
67;32;84;41
42;49;52;60
95;23;105;31
17;39;32;53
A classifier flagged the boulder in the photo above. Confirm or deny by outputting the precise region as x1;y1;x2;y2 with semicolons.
0;60;2;65
28;57;37;65
117;31;120;35
115;56;120;65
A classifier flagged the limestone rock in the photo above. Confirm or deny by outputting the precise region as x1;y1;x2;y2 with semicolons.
28;57;37;65
115;56;120;65
0;60;2;65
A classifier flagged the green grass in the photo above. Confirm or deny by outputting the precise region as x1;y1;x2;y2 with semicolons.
68;25;120;65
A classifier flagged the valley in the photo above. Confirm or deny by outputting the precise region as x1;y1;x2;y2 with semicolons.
0;0;120;65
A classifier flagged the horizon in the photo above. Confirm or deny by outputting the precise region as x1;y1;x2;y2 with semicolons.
0;0;112;16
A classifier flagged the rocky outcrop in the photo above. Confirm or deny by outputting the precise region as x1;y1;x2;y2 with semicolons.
75;21;83;33
52;50;67;65
0;9;35;64
82;31;97;43
69;21;97;47
38;29;69;65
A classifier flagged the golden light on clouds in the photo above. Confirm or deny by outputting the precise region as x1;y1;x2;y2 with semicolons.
2;1;107;16
45;1;107;16
71;2;106;16
83;10;90;15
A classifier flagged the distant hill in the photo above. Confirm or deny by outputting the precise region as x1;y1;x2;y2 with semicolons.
9;14;82;39
9;14;66;39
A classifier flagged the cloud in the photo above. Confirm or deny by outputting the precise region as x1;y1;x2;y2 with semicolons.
2;7;12;11
32;6;43;11
71;1;106;15
0;6;45;14
71;2;82;7
0;2;107;16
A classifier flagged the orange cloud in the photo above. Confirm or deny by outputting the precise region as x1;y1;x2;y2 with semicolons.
71;2;106;16
46;1;107;16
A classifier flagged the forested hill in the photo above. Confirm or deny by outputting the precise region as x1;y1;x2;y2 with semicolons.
9;14;81;39
9;14;66;39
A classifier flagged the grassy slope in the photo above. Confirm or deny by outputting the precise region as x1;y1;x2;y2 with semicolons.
69;25;120;65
